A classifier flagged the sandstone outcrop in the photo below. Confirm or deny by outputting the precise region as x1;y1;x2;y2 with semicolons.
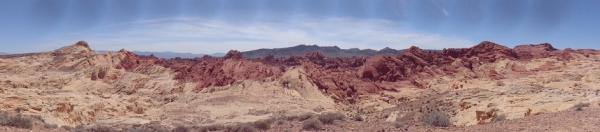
2;41;599;130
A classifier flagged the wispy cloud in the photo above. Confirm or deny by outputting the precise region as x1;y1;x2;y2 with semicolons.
58;17;473;53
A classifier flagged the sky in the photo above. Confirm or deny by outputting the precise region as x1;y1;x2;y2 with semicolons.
0;0;599;54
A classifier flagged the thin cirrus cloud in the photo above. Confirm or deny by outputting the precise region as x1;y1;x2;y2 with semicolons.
58;17;473;54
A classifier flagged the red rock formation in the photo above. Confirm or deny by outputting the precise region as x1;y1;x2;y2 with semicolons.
159;51;284;91
223;50;242;60
514;43;558;59
443;41;516;62
112;41;597;103
118;50;162;70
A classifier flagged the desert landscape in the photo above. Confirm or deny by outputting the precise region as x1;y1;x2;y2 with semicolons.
0;41;599;132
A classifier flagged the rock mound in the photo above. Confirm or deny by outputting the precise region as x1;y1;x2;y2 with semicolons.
52;41;94;56
514;43;559;59
223;50;242;59
443;41;516;62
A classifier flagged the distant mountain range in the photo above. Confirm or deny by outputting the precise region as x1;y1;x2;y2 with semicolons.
106;45;417;59
1;45;429;59
94;51;223;59
132;51;226;59
241;44;417;58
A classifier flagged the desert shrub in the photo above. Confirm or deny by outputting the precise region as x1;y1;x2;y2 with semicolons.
275;119;286;125
394;121;404;128
247;109;270;116
286;113;315;121
0;112;33;129
125;123;170;132
71;125;116;132
422;111;450;127
226;124;257;132
492;114;507;122
574;103;591;111
173;126;189;132
318;112;345;124
564;73;584;81
44;123;58;129
496;81;505;86
196;124;225;132
352;115;364;122
252;119;273;130
302;118;323;130
87;126;117;132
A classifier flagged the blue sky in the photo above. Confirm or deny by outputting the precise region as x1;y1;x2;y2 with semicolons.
0;0;599;54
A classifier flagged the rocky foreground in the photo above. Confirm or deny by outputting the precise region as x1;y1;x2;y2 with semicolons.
0;41;599;131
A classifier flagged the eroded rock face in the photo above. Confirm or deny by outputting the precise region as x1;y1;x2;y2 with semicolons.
514;43;558;59
2;40;600;129
118;50;162;70
157;55;284;91
443;41;517;62
112;41;600;104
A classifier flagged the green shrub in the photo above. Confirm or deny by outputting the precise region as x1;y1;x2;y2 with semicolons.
422;111;450;127
287;113;315;121
574;103;590;111
173;126;189;132
302;118;323;131
71;125;116;132
318;112;345;124
196;124;225;132
0;112;33;129
125;123;170;132
252;119;272;130
226;124;257;132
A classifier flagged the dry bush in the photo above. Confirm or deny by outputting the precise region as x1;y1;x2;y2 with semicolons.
252;119;273;130
173;126;189;132
574;103;591;111
71;125;117;132
125;122;170;132
492;114;507;122
564;73;584;81
226;124;257;132
318;112;345;124
247;109;270;116
496;81;505;86
422;111;450;127
0;112;33;129
196;124;225;132
352;115;364;122
286;113;315;121
302;118;323;130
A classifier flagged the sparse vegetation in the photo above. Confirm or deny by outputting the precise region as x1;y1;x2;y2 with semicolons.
496;81;505;86
0;112;33;129
286;113;315;121
173;126;189;132
124;122;170;132
574;103;591;111
318;112;345;124
422;111;450;127
352;115;364;122
71;125;117;132
492;114;507;122
252;119;273;130
196;124;225;132
394;121;404;128
226;123;257;132
247;109;270;116
302;118;323;130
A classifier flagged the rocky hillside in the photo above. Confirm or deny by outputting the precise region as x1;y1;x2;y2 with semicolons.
1;41;599;131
